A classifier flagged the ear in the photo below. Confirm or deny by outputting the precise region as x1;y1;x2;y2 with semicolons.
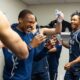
18;18;23;23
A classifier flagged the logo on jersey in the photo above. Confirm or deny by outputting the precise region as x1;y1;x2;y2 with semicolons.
10;55;19;79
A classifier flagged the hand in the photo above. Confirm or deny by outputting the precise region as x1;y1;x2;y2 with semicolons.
45;41;53;49
55;10;64;23
45;39;55;49
50;39;56;45
30;34;46;48
64;62;72;70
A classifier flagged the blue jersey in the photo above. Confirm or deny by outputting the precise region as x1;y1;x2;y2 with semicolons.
32;25;49;74
69;29;80;71
48;44;62;72
32;46;49;74
3;23;49;80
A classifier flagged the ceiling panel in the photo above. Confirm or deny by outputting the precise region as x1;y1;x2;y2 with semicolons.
21;0;40;5
21;0;80;5
39;0;65;4
21;0;65;5
65;0;80;3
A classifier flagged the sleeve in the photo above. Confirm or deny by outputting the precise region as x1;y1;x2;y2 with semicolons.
54;44;62;58
11;23;18;29
76;32;80;44
55;44;62;54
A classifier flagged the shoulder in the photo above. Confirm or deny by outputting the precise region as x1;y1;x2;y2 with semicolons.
11;23;18;29
74;30;80;43
77;31;80;42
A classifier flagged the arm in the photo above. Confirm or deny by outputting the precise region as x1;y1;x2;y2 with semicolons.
0;11;29;59
0;28;29;59
41;11;64;35
49;44;62;54
48;47;57;53
70;56;80;65
64;32;80;70
41;22;62;35
64;56;80;70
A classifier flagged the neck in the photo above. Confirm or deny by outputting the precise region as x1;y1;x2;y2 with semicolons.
17;25;24;32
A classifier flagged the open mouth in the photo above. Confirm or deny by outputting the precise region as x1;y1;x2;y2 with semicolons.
26;26;33;32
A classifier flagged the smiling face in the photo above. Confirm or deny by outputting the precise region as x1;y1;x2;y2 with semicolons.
18;14;36;33
71;13;80;31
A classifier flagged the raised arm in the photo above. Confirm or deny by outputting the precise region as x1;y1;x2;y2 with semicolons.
41;23;62;35
41;10;64;35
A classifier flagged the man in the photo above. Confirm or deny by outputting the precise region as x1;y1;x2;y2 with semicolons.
32;19;50;80
62;11;80;80
0;11;46;59
2;9;63;80
47;35;62;80
31;13;63;80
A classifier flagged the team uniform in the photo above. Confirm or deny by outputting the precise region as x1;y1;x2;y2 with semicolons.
2;24;49;80
48;42;62;80
64;29;80;80
32;25;50;80
32;50;50;80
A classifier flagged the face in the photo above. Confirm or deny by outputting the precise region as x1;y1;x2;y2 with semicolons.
50;35;57;45
19;14;36;33
71;15;80;31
